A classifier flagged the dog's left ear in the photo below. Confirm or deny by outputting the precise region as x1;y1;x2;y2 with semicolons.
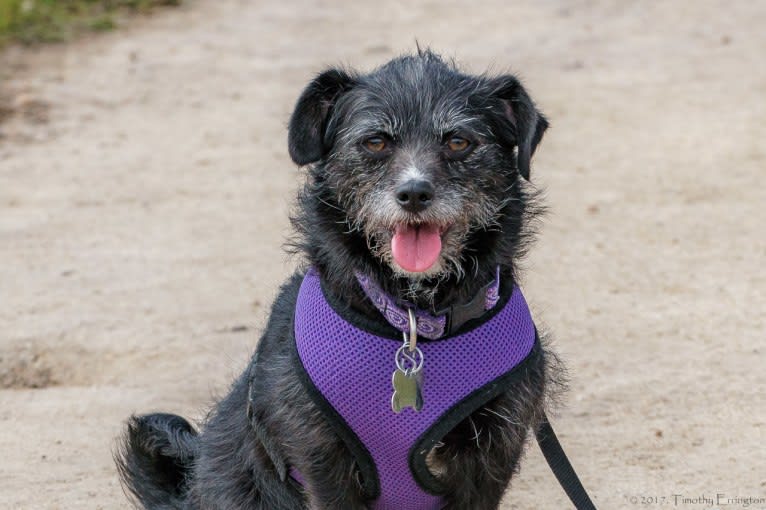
288;69;356;166
489;76;548;180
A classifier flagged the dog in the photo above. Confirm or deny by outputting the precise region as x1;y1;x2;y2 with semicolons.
116;50;565;510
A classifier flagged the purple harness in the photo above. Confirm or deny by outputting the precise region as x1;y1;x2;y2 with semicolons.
293;269;538;510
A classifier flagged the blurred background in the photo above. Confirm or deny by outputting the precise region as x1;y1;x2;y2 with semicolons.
1;1;764;508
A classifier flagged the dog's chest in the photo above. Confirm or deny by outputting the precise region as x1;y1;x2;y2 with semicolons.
292;270;538;510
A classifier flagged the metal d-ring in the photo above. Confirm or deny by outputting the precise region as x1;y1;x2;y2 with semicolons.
393;308;424;373
407;307;417;352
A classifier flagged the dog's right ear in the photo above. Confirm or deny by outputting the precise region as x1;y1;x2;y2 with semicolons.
288;69;356;166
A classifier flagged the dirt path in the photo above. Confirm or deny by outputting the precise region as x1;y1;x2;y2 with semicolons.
1;1;764;508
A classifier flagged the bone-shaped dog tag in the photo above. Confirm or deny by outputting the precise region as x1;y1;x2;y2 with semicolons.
391;368;423;413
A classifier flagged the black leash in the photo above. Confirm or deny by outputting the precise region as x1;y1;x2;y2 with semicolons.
535;414;598;510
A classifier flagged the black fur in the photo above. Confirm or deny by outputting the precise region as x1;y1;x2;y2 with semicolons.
116;50;564;509
115;414;198;509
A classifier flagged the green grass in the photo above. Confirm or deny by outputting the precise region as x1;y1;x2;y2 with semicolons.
0;0;181;46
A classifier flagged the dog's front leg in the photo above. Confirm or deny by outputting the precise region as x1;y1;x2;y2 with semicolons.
434;391;538;510
295;439;369;510
250;376;370;509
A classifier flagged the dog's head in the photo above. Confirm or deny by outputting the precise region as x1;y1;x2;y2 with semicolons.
288;51;547;304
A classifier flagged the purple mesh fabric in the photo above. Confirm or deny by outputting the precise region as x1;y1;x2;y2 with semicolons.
294;269;536;510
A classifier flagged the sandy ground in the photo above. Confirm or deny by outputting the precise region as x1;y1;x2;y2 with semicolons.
1;1;764;508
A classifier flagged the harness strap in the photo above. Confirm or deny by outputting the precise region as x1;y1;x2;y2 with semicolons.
535;414;597;510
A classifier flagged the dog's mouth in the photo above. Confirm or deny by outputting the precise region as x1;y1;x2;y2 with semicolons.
390;223;449;273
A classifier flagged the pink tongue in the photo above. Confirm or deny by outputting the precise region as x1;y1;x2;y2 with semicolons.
391;224;442;272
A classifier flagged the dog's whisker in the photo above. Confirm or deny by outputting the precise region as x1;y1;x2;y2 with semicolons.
316;195;345;213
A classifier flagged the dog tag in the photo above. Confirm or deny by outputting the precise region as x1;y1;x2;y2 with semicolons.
391;367;423;413
391;340;424;413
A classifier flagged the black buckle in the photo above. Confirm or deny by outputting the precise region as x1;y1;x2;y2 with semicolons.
436;279;495;336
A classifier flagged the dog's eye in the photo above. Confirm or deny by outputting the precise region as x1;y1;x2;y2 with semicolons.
446;136;471;153
363;136;387;153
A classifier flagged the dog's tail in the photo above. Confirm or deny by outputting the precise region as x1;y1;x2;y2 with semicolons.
115;413;199;510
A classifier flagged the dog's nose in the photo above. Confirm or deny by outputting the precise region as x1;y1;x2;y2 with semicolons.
395;179;434;213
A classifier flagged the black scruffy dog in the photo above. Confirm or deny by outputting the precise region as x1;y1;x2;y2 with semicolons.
117;50;564;510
